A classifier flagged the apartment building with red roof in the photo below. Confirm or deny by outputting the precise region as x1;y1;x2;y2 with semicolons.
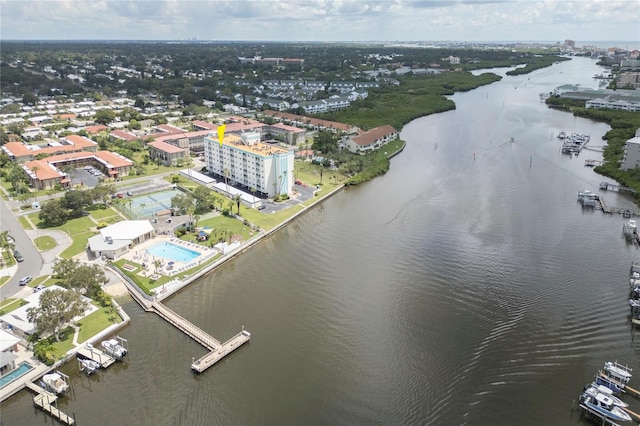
344;125;398;153
147;140;188;166
22;150;134;190
2;135;98;163
261;110;360;135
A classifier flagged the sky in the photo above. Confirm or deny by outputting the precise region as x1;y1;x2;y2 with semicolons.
1;0;639;45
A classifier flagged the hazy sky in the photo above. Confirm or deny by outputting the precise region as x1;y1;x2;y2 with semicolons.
1;0;639;44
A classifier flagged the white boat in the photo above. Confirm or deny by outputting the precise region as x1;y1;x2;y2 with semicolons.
557;131;567;139
583;383;628;407
580;390;632;423
604;361;633;384
623;220;637;240
101;338;127;360
79;357;100;375
40;372;69;395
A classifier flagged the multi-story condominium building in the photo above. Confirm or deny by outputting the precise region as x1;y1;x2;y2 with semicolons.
622;132;640;170
204;132;294;198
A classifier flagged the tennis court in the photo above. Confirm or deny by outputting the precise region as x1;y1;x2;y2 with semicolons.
121;190;178;219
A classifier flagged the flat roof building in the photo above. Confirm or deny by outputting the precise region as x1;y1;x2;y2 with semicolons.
204;132;294;198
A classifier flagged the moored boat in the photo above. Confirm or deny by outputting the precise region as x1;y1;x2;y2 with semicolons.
40;372;69;396
596;372;626;395
604;361;633;385
78;357;101;375
583;383;628;407
101;338;127;360
580;390;632;423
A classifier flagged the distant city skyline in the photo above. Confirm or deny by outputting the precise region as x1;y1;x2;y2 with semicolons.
1;0;639;48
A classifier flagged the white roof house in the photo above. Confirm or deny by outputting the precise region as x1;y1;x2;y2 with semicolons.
0;285;97;338
87;220;155;260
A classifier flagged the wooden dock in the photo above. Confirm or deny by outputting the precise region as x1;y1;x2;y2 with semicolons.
191;329;251;373
76;343;116;368
151;302;221;349
150;301;250;374
25;382;75;425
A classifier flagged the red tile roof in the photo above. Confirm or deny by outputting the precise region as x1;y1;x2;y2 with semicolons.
84;124;108;134
148;140;186;154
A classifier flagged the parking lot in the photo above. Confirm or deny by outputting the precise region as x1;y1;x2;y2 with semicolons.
71;167;102;188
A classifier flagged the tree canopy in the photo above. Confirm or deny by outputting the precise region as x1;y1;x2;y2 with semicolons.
27;288;87;342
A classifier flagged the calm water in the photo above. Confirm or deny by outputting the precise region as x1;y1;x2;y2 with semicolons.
3;57;640;426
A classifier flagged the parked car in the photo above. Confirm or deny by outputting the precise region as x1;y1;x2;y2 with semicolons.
117;193;124;198
19;276;32;286
257;205;266;210
13;250;24;262
33;284;46;293
126;191;133;196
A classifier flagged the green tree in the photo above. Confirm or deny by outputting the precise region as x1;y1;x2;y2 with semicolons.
234;194;241;215
52;258;79;280
22;92;39;106
39;199;68;227
65;264;108;299
171;192;194;215
27;288;87;342
192;185;213;213
62;189;92;217
94;109;116;125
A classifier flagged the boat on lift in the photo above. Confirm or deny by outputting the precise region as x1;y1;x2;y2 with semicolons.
40;372;69;396
580;389;632;423
101;338;127;360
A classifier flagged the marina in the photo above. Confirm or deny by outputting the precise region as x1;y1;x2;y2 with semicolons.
560;132;591;155
577;362;636;424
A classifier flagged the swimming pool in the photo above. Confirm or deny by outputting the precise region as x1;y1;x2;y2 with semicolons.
0;361;33;389
145;242;201;263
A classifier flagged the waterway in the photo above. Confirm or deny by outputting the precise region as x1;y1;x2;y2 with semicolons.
3;56;640;425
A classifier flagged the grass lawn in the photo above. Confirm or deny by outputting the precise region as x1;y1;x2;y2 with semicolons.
30;275;50;287
51;326;75;357
29;214;98;259
18;215;33;230
87;204;119;221
0;276;9;286
76;305;122;343
197;215;253;240
1;249;16;268
165;174;198;191
31;214;95;236
0;298;27;315
60;231;95;259
34;235;57;251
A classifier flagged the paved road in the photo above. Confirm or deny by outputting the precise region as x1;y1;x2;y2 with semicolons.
0;196;43;298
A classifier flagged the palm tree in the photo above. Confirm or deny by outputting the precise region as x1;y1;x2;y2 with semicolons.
250;187;257;206
234;194;241;215
223;168;230;192
138;203;147;218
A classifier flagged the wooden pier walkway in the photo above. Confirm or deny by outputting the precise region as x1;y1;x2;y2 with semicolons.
600;181;637;194
191;329;251;374
149;302;250;374
151;302;221;349
25;382;75;425
76;343;116;368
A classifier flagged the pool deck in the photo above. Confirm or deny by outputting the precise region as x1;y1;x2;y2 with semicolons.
118;235;217;279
